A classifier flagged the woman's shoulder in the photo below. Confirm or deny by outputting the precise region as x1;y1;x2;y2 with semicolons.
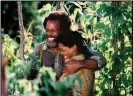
71;54;85;60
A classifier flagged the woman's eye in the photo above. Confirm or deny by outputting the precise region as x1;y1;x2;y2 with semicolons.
61;49;64;52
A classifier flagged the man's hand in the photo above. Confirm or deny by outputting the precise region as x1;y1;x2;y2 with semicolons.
63;59;84;74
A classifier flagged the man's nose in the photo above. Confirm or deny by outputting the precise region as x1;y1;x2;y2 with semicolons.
48;32;54;36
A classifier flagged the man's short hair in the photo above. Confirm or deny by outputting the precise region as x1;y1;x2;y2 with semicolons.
43;11;71;34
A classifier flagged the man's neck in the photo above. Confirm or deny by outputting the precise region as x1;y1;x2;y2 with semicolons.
50;47;59;54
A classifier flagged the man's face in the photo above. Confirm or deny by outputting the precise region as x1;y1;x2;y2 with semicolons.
45;20;60;47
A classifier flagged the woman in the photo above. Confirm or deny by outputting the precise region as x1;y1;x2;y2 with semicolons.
56;31;95;96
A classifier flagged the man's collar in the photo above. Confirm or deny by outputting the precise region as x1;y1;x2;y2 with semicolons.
42;40;48;50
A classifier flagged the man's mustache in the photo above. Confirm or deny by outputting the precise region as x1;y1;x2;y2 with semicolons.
47;36;56;38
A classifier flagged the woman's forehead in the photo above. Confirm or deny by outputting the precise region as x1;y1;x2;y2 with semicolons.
58;43;64;48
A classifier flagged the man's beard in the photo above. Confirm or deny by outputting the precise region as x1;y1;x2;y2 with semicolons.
46;38;58;47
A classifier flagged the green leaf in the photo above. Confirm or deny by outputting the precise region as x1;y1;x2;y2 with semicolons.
95;23;106;29
105;26;111;38
66;2;82;9
56;82;68;95
74;8;84;22
97;3;108;15
103;67;109;73
77;2;87;6
63;4;70;15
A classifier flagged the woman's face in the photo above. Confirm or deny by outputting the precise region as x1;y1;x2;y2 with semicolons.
58;43;75;59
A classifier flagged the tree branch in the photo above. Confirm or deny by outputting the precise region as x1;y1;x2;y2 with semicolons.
17;1;24;60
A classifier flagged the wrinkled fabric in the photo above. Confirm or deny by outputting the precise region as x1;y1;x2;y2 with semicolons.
87;47;107;70
60;54;95;96
32;41;106;79
33;42;64;79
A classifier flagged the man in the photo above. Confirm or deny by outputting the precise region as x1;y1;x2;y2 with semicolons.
28;11;106;80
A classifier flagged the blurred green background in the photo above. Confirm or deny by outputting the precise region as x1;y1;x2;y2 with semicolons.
1;1;132;96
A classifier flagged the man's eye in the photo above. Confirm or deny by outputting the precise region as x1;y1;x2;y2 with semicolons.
46;29;57;33
46;30;49;32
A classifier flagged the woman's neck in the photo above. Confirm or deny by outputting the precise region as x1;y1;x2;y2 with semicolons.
73;50;80;56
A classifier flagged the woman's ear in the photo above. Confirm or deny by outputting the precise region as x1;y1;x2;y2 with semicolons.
72;45;77;56
73;45;77;50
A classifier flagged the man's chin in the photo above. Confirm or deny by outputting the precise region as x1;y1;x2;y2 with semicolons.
46;41;58;47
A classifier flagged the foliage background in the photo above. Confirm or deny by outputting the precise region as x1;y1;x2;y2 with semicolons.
1;1;132;96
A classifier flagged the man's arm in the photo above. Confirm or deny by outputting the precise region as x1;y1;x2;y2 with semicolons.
87;47;107;70
77;53;107;70
78;59;98;69
64;48;107;74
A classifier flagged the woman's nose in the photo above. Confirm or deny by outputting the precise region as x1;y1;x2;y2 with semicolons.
61;51;64;56
61;52;63;55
